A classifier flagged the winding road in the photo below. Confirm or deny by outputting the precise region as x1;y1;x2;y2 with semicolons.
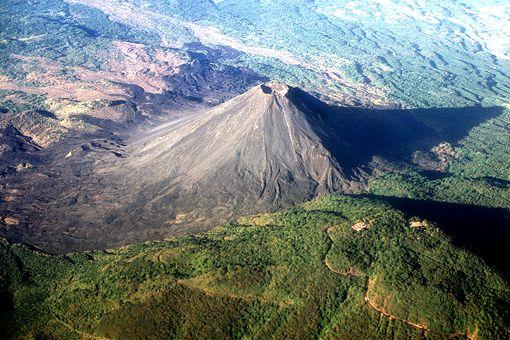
55;318;113;340
322;226;472;339
323;227;362;278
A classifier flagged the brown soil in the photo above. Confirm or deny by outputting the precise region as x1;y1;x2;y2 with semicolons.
2;216;20;226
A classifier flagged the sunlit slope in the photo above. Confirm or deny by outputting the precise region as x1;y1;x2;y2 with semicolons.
3;82;503;254
1;195;508;339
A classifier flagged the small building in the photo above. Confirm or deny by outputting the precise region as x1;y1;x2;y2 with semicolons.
352;221;371;232
409;219;430;228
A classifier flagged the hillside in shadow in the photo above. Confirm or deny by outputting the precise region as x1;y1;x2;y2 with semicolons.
356;194;510;281
289;87;504;171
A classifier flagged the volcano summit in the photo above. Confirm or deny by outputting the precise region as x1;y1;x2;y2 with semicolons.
0;82;499;253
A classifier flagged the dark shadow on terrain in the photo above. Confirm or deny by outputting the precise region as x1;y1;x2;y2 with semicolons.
479;176;510;188
288;87;504;172
0;82;505;256
0;291;14;336
108;100;127;107
418;170;453;180
34;109;57;119
0;124;42;170
75;114;131;132
357;194;510;281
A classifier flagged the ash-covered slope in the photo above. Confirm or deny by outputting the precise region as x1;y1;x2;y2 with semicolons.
106;81;357;229
0;124;41;174
1;82;500;253
0;81;361;253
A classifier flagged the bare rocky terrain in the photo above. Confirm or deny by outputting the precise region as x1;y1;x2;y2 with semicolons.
0;81;501;253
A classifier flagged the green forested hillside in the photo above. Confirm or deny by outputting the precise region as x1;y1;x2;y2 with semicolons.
368;107;510;209
1;1;510;339
1;195;508;339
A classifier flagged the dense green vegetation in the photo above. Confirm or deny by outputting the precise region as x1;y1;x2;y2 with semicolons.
0;0;158;76
369;108;510;210
142;0;510;108
4;0;509;109
1;1;510;339
1;195;508;339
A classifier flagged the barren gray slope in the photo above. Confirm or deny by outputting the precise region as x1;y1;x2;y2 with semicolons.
1;81;361;253
1;81;499;253
101;82;355;231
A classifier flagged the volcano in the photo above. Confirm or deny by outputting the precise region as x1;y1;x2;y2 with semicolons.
85;81;360;240
1;82;499;253
114;81;357;216
1;82;363;252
